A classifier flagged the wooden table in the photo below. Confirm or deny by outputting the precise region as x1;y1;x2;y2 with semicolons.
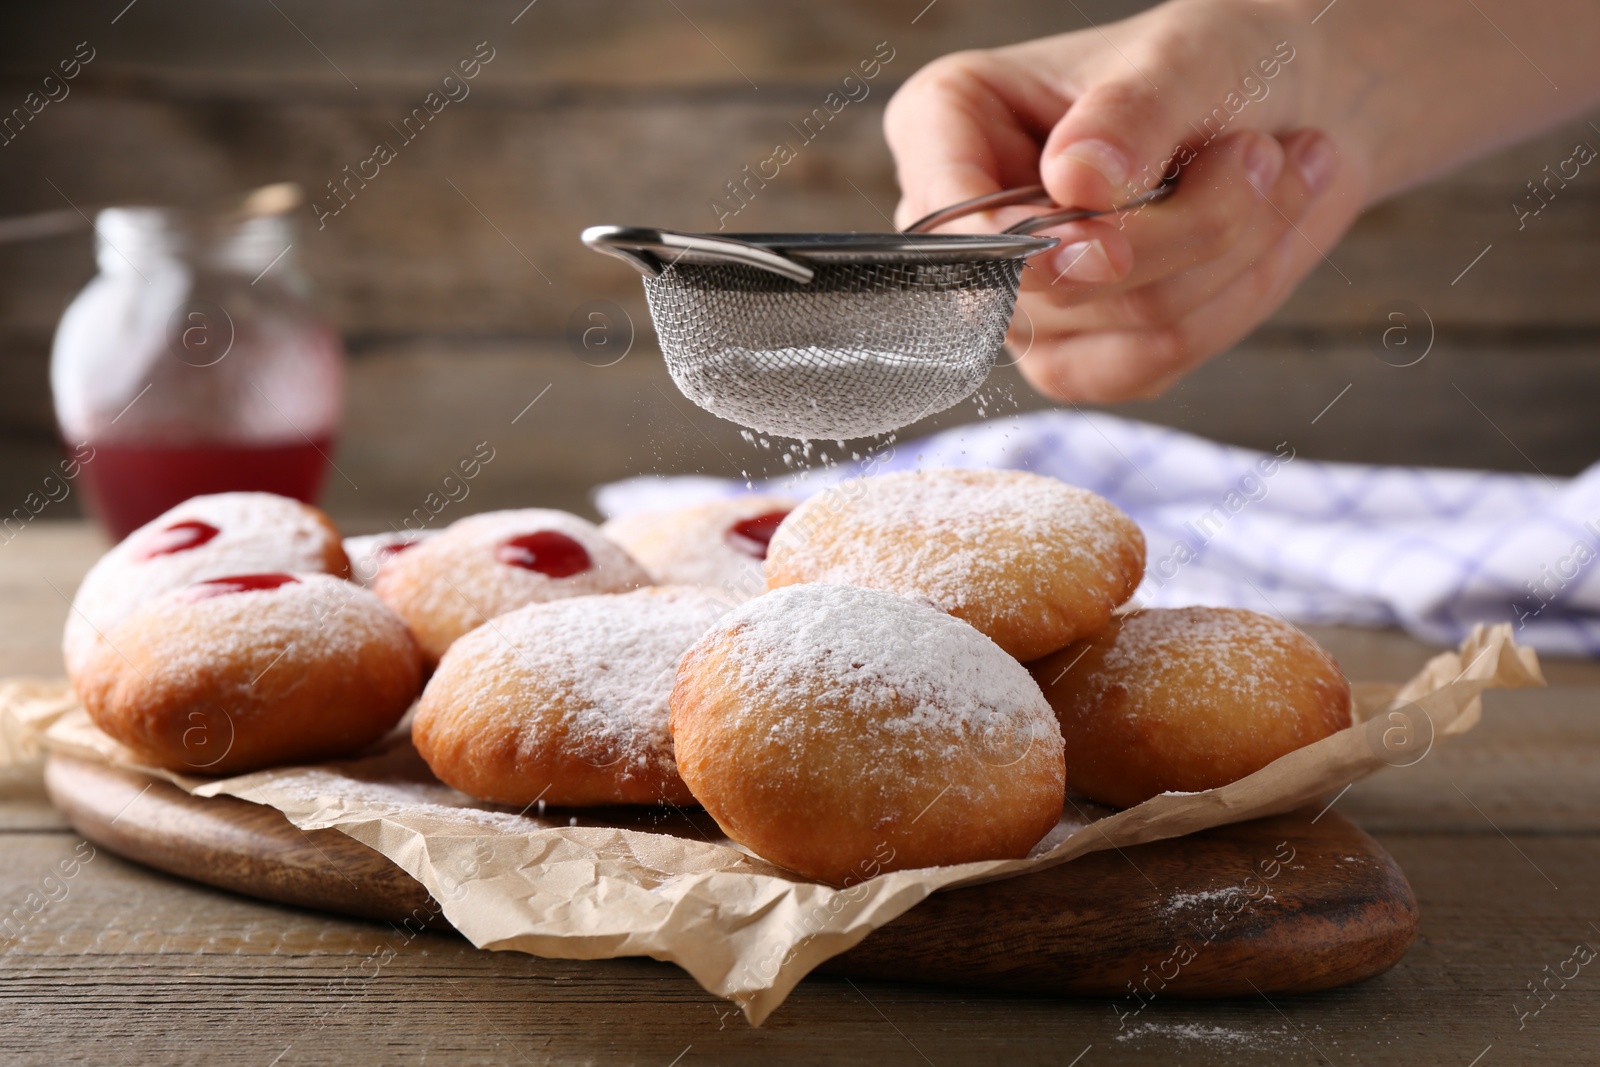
4;522;1599;1065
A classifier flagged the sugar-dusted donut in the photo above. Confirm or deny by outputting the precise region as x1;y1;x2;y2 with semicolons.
343;530;438;588
63;492;349;683
77;573;423;775
600;495;797;602
1030;607;1352;807
763;469;1145;662
414;586;728;807
371;509;650;665
671;583;1065;885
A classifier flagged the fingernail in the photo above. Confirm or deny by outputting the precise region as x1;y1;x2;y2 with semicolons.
1244;135;1284;194
1053;239;1117;283
1292;133;1337;195
1056;139;1129;191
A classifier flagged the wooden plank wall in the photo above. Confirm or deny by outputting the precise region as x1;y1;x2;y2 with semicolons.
2;0;1597;527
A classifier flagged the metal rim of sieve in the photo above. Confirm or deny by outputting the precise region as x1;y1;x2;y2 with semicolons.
581;227;1055;283
580;180;1174;283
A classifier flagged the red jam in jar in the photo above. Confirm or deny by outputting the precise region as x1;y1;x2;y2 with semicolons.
133;519;221;561
495;531;593;578
724;510;790;560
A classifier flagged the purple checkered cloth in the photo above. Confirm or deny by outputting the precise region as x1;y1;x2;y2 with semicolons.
596;411;1600;656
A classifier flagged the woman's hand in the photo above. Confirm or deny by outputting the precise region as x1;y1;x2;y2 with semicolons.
885;0;1368;402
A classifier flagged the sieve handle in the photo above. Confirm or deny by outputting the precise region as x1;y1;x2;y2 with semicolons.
581;225;815;284
904;180;1175;235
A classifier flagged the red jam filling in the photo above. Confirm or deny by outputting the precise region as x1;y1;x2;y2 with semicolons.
133;519;220;561
724;510;790;560
375;540;416;563
495;531;593;578
179;573;299;602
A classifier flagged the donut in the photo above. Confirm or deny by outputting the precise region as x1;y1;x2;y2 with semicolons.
76;572;423;775
601;495;797;602
63;492;349;683
763;469;1144;662
414;587;728;807
1030;607;1352;807
671;583;1065;885
371;509;650;665
343;530;438;588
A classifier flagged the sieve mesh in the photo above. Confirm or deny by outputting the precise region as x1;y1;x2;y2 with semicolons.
642;258;1026;440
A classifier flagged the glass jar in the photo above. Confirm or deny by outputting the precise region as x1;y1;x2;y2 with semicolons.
51;207;344;539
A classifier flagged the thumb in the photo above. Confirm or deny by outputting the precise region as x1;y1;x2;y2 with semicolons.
1040;79;1210;212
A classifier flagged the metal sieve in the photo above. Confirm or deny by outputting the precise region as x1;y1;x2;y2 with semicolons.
582;182;1171;441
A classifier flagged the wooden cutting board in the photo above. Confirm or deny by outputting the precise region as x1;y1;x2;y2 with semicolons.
44;752;1418;998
